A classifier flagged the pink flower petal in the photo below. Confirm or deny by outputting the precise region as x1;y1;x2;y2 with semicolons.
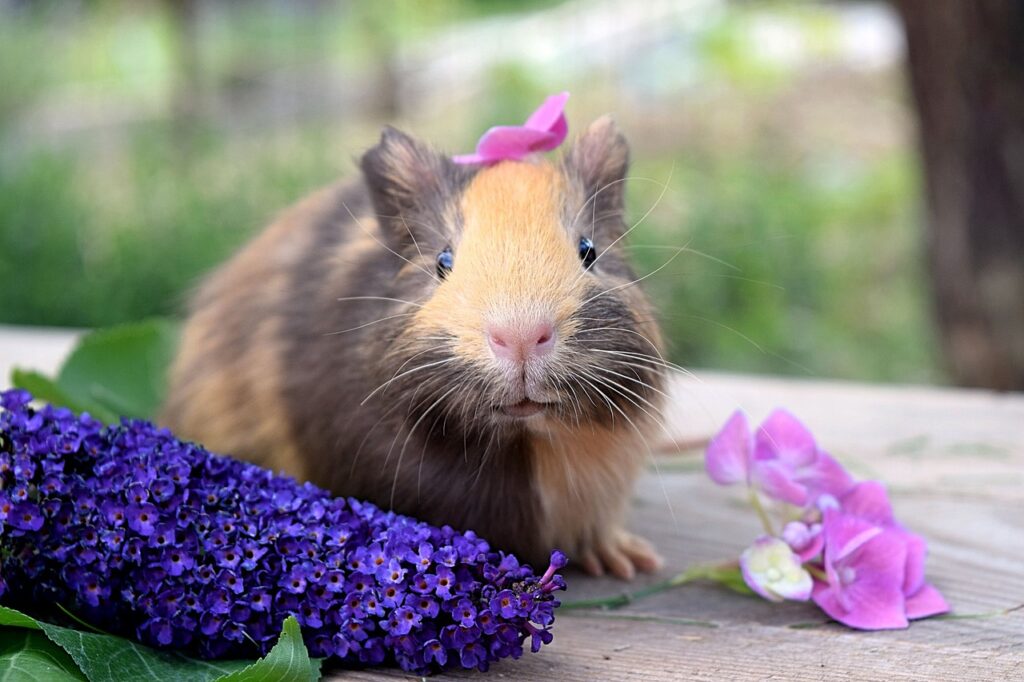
802;451;855;501
704;410;752;486
524;91;570;131
823;508;882;561
839;481;894;526
905;582;950;620
899;530;927;596
812;576;908;630
754;409;818;468
476;126;559;160
453;92;570;165
815;527;909;630
752;459;809;506
783;521;824;562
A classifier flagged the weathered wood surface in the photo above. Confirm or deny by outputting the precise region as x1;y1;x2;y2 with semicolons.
1;331;1021;680
334;373;1024;680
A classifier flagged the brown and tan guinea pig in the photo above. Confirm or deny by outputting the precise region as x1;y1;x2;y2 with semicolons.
161;116;667;579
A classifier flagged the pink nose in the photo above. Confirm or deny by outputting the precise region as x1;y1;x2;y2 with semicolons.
487;320;556;363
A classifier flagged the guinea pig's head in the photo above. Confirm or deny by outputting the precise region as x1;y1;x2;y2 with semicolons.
361;117;665;438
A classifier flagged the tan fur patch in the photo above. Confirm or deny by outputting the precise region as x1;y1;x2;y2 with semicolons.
529;419;649;555
413;162;584;365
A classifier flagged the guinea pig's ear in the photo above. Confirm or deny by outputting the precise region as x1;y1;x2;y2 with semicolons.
360;126;454;224
564;115;630;219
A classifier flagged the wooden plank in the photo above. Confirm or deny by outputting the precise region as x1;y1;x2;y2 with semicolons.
0;333;1019;678
328;372;1024;680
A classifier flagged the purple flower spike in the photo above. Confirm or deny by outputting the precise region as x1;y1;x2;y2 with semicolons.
812;509;909;630
0;390;567;674
453;92;570;165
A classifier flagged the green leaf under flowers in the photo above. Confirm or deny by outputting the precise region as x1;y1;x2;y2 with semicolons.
10;318;180;422
8;370;116;424
216;617;321;682
0;606;321;682
0;628;87;682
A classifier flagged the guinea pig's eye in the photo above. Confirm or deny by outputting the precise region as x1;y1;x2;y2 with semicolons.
578;236;597;270
436;247;454;279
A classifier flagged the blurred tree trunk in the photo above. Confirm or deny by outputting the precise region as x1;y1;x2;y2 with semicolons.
894;1;1024;390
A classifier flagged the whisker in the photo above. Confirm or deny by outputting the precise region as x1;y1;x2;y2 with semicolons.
573;164;675;288
324;311;415;336
393;383;461;507
580;240;691;307
575;369;678;526
336;296;424;308
360;357;457;405
342;201;440;284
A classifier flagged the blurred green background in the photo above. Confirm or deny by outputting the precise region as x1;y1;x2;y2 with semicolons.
0;0;940;384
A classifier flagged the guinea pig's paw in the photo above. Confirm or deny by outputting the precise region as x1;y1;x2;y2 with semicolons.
580;529;664;581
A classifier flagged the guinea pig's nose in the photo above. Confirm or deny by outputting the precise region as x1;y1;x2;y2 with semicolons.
487;320;556;363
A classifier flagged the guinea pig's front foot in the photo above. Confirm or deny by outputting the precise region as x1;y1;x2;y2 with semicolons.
579;528;664;580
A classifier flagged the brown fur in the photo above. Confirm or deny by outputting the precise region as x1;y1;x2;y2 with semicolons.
162;119;666;576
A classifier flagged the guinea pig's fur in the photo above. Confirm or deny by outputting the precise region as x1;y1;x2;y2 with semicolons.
161;116;666;579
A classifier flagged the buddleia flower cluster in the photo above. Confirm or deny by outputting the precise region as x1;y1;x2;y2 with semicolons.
0;389;565;674
705;409;949;630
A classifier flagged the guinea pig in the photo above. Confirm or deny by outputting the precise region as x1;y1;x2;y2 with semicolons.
160;116;667;579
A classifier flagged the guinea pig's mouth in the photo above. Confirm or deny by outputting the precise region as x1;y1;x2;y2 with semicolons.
497;399;548;419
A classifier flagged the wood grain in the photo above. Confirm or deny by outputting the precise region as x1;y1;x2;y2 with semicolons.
1;337;1017;680
329;372;1024;680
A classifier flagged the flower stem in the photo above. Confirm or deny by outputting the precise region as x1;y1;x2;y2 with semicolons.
748;488;775;536
805;564;828;582
560;561;743;610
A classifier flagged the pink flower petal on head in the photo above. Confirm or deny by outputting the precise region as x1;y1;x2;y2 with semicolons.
704;410;753;486
740;536;812;602
453;92;570;166
524;91;570;132
813;510;909;630
904;582;950;620
475;126;559;160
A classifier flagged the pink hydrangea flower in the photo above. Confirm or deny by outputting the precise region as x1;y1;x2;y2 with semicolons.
453;92;570;165
781;520;823;562
752;410;854;506
836;482;949;620
812;508;910;630
705;409;854;506
704;409;949;630
740;536;812;602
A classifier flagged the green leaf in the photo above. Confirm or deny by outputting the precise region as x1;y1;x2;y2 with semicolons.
55;318;180;420
0;628;87;682
0;606;321;682
694;563;755;596
9;318;180;422
33;621;250;682
216;617;321;682
8;370;116;424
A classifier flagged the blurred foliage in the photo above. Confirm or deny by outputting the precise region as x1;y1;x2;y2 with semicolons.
0;0;941;384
